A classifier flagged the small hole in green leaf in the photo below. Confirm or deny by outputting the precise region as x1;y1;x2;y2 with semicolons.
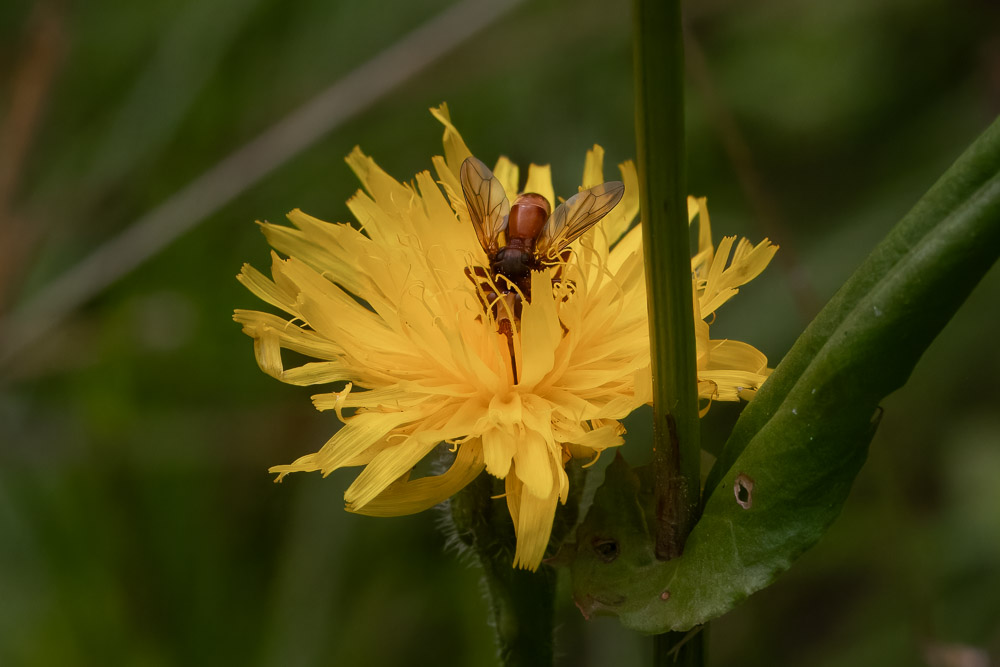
734;473;754;509
591;538;620;563
871;405;884;425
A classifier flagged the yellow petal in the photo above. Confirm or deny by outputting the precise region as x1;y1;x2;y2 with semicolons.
603;160;639;246
429;103;473;179
280;361;351;386
344;147;413;219
520;394;556;443
277;257;406;356
253;331;283;380
237;261;295;314
523;163;554;211
562;420;626;451
690;196;714;268
731;238;779;285
488;391;523;425
705;236;735;295
493;156;520;201
518;271;561;388
349;440;486;517
345;434;441;509
233;310;341;361
508;466;560;571
581;145;604;189
482;428;516;478
432;155;464;221
262;214;364;298
313;386;425;411
505;471;521;528
269;411;412;479
699;235;778;316
512;430;554;500
705;338;768;374
606;221;643;274
698;369;770;401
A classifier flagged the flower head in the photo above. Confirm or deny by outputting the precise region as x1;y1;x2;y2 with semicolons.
234;104;776;570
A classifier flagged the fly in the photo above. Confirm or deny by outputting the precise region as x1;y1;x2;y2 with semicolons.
460;155;625;337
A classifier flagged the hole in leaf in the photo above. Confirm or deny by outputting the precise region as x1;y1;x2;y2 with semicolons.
871;405;884;425
734;473;754;509
591;538;620;563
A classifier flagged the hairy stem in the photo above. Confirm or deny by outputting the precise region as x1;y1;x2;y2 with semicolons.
451;473;556;667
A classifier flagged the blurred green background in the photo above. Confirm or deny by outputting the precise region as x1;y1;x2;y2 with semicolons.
0;0;998;664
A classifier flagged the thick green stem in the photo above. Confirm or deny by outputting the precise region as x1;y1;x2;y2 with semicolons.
632;0;700;560
451;473;556;667
633;0;705;663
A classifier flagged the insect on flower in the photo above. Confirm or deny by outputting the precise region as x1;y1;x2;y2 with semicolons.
460;156;625;337
233;104;777;571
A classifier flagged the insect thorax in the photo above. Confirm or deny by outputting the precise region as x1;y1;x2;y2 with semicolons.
492;246;533;286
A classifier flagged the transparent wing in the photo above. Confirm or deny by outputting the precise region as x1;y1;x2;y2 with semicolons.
460;156;510;256
535;181;625;260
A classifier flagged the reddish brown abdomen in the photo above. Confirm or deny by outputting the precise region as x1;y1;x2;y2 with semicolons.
508;193;551;242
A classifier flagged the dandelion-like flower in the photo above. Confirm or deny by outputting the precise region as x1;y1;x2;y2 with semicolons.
234;105;777;570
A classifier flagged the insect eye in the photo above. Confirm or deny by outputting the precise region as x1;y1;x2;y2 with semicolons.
592;538;620;563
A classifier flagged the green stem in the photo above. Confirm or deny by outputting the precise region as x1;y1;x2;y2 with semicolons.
451;473;556;667
632;0;700;560
633;0;705;663
654;628;706;666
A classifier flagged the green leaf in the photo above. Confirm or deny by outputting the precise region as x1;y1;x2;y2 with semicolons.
566;117;1000;633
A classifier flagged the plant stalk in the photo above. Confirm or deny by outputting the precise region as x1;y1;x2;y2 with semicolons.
451;473;557;667
654;627;706;666
632;0;700;564
633;0;705;662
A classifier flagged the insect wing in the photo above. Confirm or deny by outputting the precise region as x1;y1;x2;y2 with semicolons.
460;156;510;256
535;181;625;260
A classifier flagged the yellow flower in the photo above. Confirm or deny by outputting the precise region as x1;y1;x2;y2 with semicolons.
689;196;778;407
234;104;776;571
